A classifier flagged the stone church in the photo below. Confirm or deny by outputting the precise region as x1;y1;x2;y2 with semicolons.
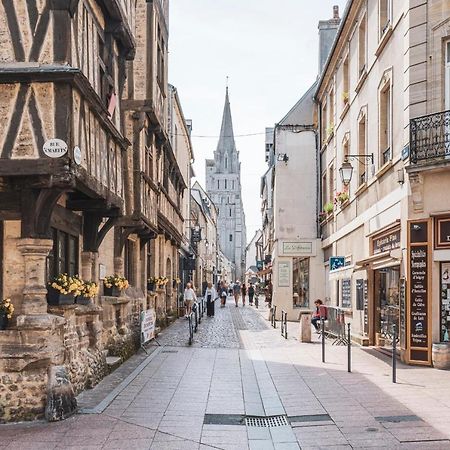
206;88;246;281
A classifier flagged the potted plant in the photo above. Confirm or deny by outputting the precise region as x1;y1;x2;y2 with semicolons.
173;277;181;289
318;211;327;223
156;276;169;288
147;277;157;292
47;274;83;305
0;298;14;330
76;281;98;305
334;191;349;206
323;202;334;214
103;275;129;297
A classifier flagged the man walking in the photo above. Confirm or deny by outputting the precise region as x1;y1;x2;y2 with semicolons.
233;281;241;307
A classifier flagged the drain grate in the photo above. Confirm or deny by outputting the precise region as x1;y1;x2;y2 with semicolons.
246;415;288;428
161;350;178;353
376;415;421;423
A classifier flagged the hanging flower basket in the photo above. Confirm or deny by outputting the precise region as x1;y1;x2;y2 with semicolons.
103;275;129;297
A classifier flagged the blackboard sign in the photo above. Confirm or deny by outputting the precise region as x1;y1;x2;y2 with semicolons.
341;278;351;308
372;228;401;255
356;279;364;310
407;220;431;365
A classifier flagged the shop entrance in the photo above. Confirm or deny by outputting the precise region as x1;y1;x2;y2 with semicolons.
374;266;400;348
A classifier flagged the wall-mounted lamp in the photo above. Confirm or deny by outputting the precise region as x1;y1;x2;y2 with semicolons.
339;153;374;186
277;153;289;164
397;168;405;185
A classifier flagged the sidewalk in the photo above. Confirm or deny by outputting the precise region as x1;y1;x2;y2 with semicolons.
1;297;450;449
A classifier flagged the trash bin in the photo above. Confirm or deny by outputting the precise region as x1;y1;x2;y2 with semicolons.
298;309;312;343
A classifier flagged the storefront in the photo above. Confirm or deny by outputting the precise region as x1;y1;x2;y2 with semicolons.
293;257;309;308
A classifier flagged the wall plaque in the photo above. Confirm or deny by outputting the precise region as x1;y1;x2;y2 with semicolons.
43;138;68;158
407;219;431;365
281;241;313;255
341;278;351;308
372;228;400;255
278;261;291;287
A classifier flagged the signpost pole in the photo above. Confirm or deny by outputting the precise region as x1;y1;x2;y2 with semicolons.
392;324;397;383
321;318;325;363
347;323;351;373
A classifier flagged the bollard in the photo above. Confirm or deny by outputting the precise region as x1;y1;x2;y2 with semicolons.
347;323;351;373
272;305;277;328
194;304;198;333
392;324;397;383
321;317;325;363
281;310;288;339
188;313;194;345
198;301;202;324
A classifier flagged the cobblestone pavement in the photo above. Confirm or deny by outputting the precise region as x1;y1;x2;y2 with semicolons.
2;297;450;450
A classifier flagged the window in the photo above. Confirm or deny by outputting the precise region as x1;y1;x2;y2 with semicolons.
157;24;165;88
358;115;367;185
379;83;391;165
217;180;220;189
358;14;367;76
47;228;79;280
229;208;232;217
321;172;327;206
379;0;392;39
328;164;334;203
343;56;349;106
225;157;228;169
445;41;450;110
232;180;235;190
293;258;309;308
225;179;227;190
229;234;233;242
124;239;136;286
145;129;153;178
321;102;328;143
329;89;334;131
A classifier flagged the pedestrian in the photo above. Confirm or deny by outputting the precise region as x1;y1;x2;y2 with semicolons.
183;282;197;317
233;280;241;307
248;283;255;305
241;282;247;306
220;281;228;307
265;280;273;308
204;282;217;317
311;299;327;332
228;282;233;296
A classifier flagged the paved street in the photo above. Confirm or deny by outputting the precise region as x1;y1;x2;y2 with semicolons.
1;297;450;450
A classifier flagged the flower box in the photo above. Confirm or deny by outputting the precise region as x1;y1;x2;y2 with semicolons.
76;296;92;305
147;282;155;292
47;287;75;306
0;313;8;330
104;286;122;297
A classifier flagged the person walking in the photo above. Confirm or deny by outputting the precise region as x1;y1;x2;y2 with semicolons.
204;282;217;317
183;282;197;317
233;281;241;307
241;282;247;306
219;281;228;307
248;283;255;306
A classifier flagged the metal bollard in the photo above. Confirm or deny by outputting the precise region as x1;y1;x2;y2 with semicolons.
392;324;397;383
347;323;351;373
281;310;288;339
194;304;198;332
272;305;277;328
321;317;325;363
188;313;194;345
198;301;202;324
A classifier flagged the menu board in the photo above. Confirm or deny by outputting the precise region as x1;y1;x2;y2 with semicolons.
399;277;406;348
440;263;450;342
407;220;431;365
341;278;351;308
409;245;428;348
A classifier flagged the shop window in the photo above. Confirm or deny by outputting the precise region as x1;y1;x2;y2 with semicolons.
293;257;309;308
440;263;450;342
47;228;79;280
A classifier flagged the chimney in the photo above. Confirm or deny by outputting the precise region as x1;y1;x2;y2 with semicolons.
317;5;342;73
333;5;340;20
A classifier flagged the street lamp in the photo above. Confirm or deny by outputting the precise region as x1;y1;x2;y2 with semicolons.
339;153;374;186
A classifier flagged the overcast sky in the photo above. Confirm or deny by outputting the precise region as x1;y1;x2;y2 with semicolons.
169;0;348;242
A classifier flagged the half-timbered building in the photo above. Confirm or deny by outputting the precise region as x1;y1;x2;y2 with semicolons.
0;0;191;422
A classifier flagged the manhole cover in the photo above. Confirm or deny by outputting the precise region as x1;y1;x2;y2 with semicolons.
246;415;288;428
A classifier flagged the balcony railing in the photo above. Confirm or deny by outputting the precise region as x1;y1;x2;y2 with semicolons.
410;109;450;164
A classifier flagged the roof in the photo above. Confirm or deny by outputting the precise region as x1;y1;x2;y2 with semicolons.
216;87;237;155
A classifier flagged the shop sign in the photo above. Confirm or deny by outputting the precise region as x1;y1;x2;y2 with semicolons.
43;138;68;158
330;256;345;271
434;217;450;249
281;241;313;256
341;278;351;308
407;219;431;365
278;261;291;287
372;228;400;255
140;309;155;345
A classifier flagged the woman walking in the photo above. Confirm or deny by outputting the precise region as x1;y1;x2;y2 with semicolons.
248;283;255;306
183;282;197;317
204;282;217;317
233;281;241;307
241;282;247;306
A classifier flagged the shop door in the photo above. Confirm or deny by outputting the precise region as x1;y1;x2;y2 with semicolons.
374;266;400;348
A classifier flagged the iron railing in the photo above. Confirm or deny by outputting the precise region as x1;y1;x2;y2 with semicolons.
410;109;450;163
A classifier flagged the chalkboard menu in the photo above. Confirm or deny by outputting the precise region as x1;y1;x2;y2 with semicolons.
408;220;431;365
363;280;368;335
399;277;406;348
341;278;351;308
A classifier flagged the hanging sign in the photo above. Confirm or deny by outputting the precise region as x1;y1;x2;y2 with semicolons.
330;256;345;271
407;219;431;365
43;139;68;158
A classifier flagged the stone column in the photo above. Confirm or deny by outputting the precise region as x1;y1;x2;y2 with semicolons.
81;251;98;281
17;238;53;315
114;256;124;277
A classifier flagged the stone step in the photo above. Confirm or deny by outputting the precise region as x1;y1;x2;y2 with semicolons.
106;356;122;372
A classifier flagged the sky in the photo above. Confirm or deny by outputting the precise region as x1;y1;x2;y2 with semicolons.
169;0;348;242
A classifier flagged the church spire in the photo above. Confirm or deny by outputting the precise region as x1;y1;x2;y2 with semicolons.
216;86;236;154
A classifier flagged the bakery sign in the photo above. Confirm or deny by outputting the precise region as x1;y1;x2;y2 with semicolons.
372;228;400;255
280;241;314;256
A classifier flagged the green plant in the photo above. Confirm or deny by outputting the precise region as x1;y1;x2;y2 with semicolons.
0;298;14;319
326;124;334;136
323;202;334;214
334;191;349;205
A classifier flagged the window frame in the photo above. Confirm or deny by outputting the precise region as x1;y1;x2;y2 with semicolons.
378;77;392;167
379;0;392;41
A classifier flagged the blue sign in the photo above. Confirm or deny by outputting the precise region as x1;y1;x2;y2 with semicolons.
330;256;345;271
402;145;410;161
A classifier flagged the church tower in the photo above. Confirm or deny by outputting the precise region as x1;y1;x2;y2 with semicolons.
206;88;246;280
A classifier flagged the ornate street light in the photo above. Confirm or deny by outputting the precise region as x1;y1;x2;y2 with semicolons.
339;153;374;186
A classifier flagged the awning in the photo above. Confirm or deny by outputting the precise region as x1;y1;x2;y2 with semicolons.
355;249;402;271
329;265;355;281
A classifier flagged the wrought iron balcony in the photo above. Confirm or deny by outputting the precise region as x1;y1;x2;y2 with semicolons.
410;109;450;164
